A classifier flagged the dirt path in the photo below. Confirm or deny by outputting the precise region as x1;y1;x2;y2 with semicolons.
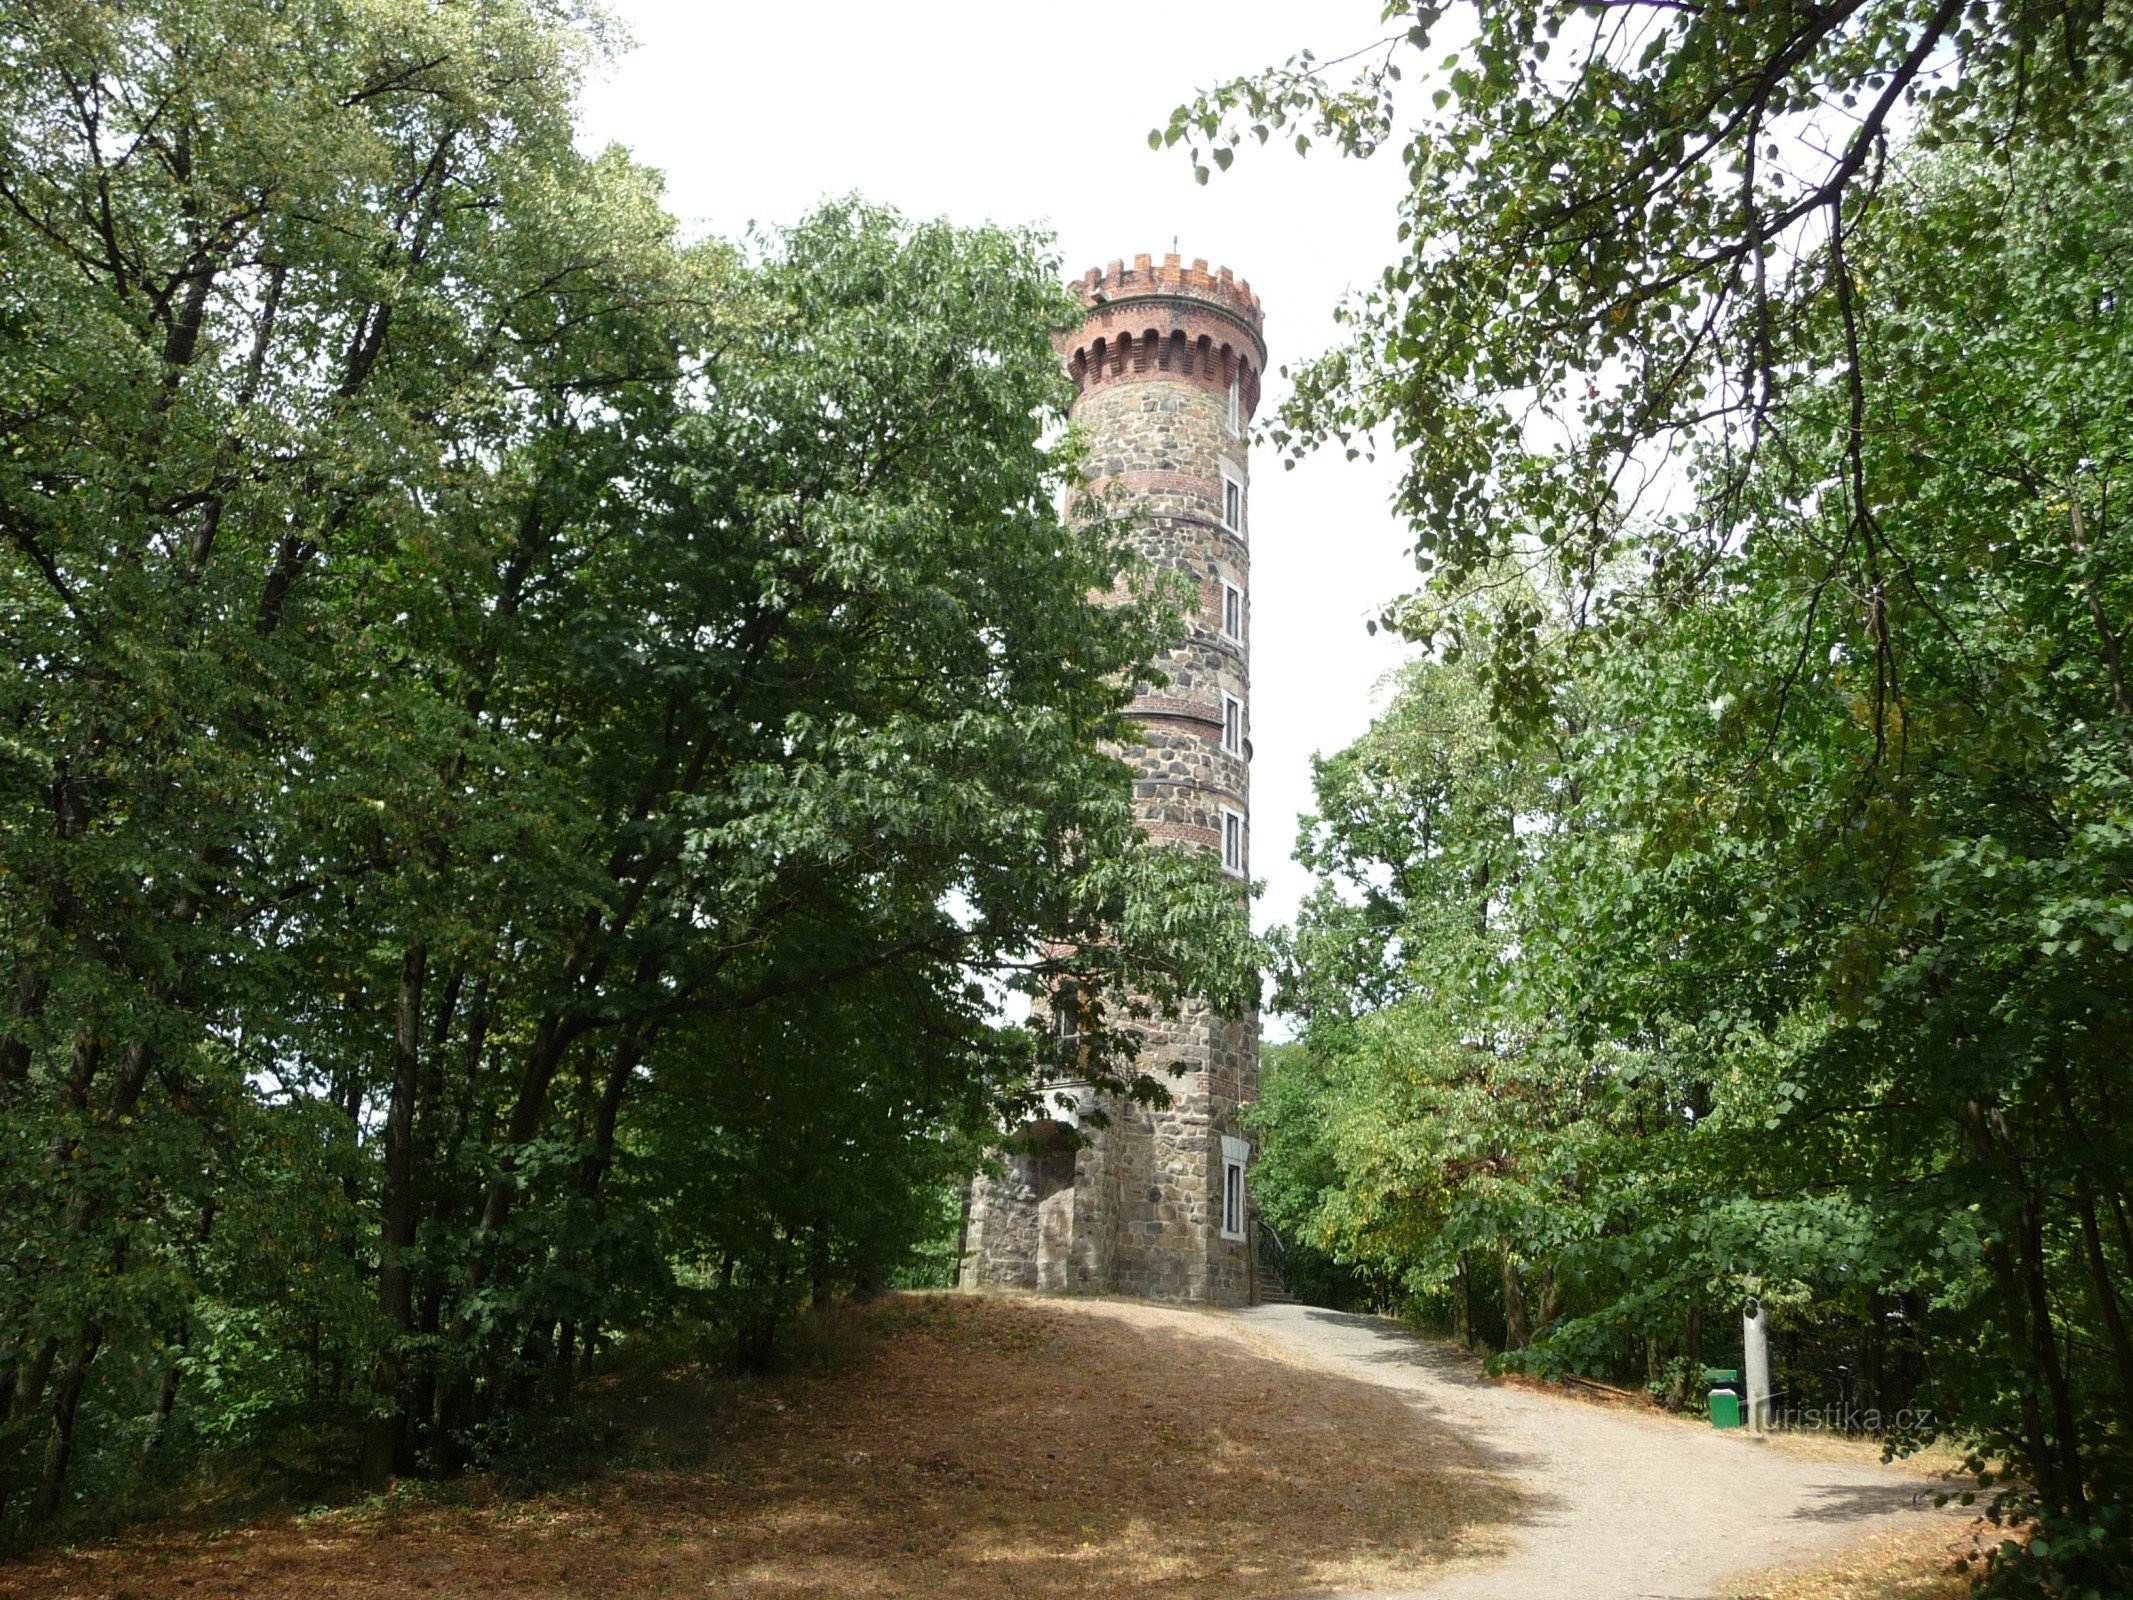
1233;1303;1965;1600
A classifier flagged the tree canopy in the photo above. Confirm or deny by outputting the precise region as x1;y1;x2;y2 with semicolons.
1195;3;2133;1593
0;0;1255;1530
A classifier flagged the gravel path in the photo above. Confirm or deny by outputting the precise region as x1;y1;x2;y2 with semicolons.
1234;1303;1963;1600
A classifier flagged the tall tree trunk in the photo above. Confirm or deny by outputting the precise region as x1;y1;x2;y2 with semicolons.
1;1040;159;1473
578;1021;650;1200
0;1341;62;1478
139;1198;216;1469
138;1352;183;1470
461;1012;579;1300
362;942;427;1489
31;1320;102;1520
1533;1261;1565;1332
0;965;48;1102
1991;1230;2060;1499
1896;1291;1928;1412
1665;1303;1705;1411
2075;1181;2133;1412
1965;1101;2066;1506
2017;1192;2088;1512
2046;1062;2133;1409
465;976;596;1291
1858;1291;1885;1424
1501;1252;1530;1353
428;1359;459;1478
809;1218;832;1308
435;937;600;1451
554;1322;577;1400
1452;1253;1473;1349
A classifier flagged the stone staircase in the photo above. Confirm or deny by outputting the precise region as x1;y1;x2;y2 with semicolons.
1255;1221;1296;1306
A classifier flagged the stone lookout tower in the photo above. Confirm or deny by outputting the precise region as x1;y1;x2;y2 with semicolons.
959;252;1267;1306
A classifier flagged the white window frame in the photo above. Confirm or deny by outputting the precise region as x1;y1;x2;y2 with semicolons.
1220;472;1244;537
1219;804;1246;878
1220;1135;1250;1241
1220;579;1244;644
1227;374;1242;436
1220;691;1245;757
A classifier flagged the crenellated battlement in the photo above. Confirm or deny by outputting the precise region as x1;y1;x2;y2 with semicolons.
1076;252;1264;335
1061;251;1267;418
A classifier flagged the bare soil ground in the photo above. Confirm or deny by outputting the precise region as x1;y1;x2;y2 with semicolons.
0;1293;1518;1600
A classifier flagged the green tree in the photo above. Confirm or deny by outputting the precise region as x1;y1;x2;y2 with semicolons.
0;0;1256;1530
1261;630;1593;1352
1211;7;2133;1588
0;0;691;1514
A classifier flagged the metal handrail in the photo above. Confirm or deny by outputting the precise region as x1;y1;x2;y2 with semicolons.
1258;1218;1288;1270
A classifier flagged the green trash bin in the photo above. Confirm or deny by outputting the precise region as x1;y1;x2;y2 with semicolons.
1706;1367;1744;1429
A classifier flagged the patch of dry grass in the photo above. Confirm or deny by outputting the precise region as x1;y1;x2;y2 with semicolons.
1726;1515;1997;1600
0;1292;1520;1600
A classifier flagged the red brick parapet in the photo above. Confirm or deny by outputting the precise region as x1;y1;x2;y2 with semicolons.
1078;253;1264;333
1061;252;1267;420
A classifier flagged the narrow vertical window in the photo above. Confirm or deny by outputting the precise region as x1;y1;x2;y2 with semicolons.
1220;805;1246;877
1220;1136;1249;1240
1227;374;1242;436
1221;580;1244;643
1050;981;1085;1079
1221;474;1244;536
1053;982;1081;1046
1221;692;1244;757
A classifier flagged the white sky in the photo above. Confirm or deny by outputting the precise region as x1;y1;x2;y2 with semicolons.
575;1;1423;945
